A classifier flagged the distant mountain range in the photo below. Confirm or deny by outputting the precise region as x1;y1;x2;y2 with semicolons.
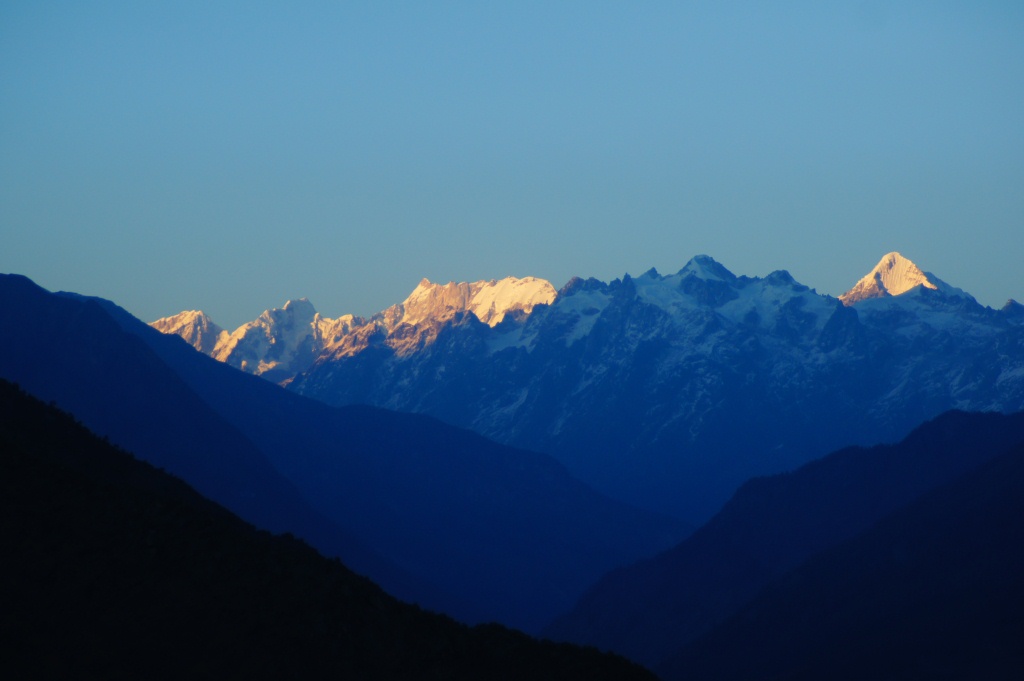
151;276;556;382
153;252;1024;522
0;273;683;633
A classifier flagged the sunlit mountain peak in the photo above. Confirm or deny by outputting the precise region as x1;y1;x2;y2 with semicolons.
840;252;939;305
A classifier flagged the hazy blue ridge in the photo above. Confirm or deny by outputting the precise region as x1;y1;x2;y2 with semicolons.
546;408;1024;670
0;273;686;633
659;438;1024;680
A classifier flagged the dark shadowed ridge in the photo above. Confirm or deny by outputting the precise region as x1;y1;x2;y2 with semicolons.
660;439;1024;680
0;380;656;681
0;273;436;607
0;273;686;632
546;408;1024;668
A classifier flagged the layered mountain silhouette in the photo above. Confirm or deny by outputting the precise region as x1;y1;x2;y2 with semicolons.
546;408;1024;674
0;273;684;632
660;438;1024;680
154;252;1024;522
0;380;655;680
7;256;1023;676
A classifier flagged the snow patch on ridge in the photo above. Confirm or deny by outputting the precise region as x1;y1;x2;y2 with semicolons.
557;288;613;346
633;271;699;314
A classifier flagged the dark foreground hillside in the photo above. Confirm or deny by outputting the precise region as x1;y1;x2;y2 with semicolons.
0;380;653;681
662;441;1024;681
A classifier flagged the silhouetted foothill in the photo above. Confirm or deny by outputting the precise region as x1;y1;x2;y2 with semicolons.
0;380;656;681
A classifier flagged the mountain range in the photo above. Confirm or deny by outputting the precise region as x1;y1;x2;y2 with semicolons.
3;252;1023;675
0;273;683;633
151;275;556;383
154;252;1024;522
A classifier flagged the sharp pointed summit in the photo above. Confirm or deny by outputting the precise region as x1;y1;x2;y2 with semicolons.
839;252;941;306
678;255;736;282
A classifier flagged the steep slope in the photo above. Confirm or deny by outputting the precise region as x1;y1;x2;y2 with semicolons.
0;380;655;681
660;439;1024;681
545;409;1024;669
0;273;684;632
289;254;1024;522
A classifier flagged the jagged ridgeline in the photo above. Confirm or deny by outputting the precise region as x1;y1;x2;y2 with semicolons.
153;253;1024;523
150;276;557;382
0;379;655;681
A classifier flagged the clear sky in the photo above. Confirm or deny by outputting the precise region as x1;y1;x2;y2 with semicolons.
2;1;1022;329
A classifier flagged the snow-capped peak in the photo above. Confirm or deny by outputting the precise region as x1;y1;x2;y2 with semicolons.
468;276;557;326
840;252;940;305
282;297;316;315
395;276;556;329
149;310;227;354
150;309;212;330
677;255;736;282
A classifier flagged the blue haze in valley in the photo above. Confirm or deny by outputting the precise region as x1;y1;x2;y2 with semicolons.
1;1;1022;329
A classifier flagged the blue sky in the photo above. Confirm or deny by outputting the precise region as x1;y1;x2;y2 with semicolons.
2;1;1022;328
